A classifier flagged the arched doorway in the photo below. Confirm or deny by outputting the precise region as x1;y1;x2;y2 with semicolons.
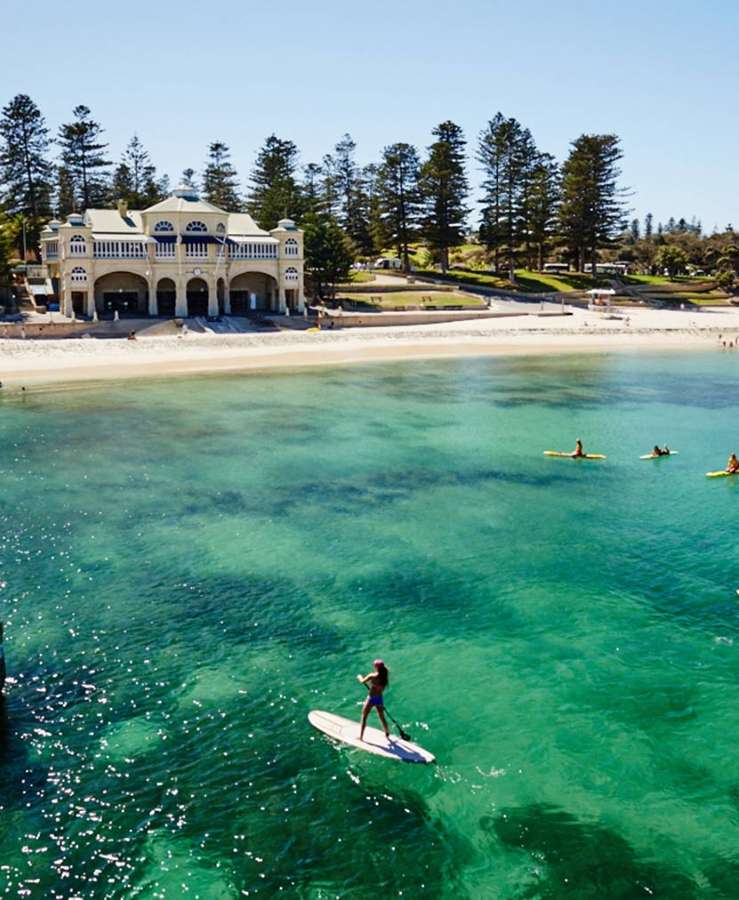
71;292;86;317
217;278;226;316
187;277;209;317
229;272;278;315
94;272;149;318
156;277;176;317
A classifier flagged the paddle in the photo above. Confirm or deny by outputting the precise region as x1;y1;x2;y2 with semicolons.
362;683;411;741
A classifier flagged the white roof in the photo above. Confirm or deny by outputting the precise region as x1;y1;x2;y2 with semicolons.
52;192;282;240
226;212;269;237
144;195;225;215
85;209;144;233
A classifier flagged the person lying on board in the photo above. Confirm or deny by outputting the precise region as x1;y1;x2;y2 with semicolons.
651;445;671;457
726;453;739;474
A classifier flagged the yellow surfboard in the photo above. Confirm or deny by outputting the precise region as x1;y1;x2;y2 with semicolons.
544;451;606;460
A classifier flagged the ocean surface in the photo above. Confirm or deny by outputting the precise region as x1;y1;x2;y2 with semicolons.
1;351;738;898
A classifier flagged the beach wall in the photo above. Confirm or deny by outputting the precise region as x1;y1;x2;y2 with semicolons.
0;319;182;340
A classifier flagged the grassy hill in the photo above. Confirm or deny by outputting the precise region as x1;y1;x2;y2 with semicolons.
413;267;614;293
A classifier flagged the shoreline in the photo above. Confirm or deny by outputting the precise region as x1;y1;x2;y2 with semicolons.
0;328;729;391
2;306;738;390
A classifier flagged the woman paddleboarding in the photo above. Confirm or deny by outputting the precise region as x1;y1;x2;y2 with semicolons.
357;659;390;741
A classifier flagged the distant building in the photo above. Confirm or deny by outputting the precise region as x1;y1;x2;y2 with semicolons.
39;185;304;319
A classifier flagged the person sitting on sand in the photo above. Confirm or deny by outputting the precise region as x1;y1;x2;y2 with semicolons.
572;439;585;458
357;659;390;741
727;453;739;474
127;330;137;341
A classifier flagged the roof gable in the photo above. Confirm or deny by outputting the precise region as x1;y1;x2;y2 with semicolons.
143;195;226;215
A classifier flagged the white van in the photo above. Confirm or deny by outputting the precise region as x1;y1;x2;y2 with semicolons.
374;257;402;270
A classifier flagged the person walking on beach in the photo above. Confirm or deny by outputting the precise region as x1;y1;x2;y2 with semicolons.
357;659;390;741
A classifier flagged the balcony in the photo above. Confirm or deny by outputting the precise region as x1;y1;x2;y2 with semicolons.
94;240;147;259
185;242;209;260
228;241;278;260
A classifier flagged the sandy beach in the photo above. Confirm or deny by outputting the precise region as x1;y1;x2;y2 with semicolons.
2;305;738;389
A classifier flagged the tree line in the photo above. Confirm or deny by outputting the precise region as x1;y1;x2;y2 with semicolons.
1;92;737;298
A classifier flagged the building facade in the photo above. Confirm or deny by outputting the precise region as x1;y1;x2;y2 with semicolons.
39;185;305;319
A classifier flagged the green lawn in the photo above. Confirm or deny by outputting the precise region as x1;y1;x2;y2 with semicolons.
348;270;375;283
415;268;612;293
336;290;486;310
622;274;707;286
515;270;614;292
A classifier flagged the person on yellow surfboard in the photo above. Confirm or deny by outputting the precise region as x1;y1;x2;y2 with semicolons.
726;453;739;474
572;439;585;458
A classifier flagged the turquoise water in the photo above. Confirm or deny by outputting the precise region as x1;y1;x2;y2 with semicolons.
1;352;739;898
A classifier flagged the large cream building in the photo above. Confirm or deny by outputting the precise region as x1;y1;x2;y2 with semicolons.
39;185;305;319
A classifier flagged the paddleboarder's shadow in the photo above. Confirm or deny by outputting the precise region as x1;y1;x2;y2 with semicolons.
367;736;429;763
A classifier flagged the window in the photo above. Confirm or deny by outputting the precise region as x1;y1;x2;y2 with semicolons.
216;223;226;235
285;266;299;282
70;267;87;284
285;238;299;257
185;220;208;233
154;220;174;232
70;234;87;255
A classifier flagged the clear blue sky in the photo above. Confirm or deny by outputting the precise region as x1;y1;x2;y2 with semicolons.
4;0;737;231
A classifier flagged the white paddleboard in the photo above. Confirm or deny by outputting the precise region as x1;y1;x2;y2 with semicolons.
308;710;435;764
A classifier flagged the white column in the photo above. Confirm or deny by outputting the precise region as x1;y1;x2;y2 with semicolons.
147;276;157;316
61;275;73;318
224;284;231;315
175;278;187;317
278;286;287;314
207;276;218;316
85;288;95;318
